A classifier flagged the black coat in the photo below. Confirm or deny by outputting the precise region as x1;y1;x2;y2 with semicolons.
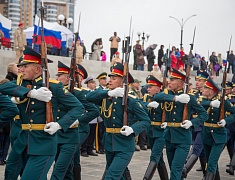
5;72;17;81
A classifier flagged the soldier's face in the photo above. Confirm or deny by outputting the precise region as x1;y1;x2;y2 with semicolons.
168;78;183;91
202;87;214;97
87;81;96;90
195;79;205;89
147;85;160;96
109;76;123;90
132;82;140;90
99;78;107;86
225;89;232;95
56;74;69;85
21;63;41;80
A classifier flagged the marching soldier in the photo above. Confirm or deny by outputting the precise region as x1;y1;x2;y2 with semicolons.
96;72;108;154
200;77;235;179
182;70;209;178
14;22;26;62
142;75;169;180
50;61;99;179
0;46;84;179
154;68;208;180
86;62;150;179
226;82;235;175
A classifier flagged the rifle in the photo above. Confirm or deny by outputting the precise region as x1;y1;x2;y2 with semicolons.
122;17;132;126
40;1;54;123
182;26;196;122
68;12;81;93
219;35;232;121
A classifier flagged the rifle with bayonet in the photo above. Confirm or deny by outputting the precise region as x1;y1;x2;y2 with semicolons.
219;35;232;121
122;17;132;126
68;12;81;93
40;1;54;123
182;26;196;122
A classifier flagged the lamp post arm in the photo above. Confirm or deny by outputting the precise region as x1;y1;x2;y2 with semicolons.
182;14;196;27
169;16;182;28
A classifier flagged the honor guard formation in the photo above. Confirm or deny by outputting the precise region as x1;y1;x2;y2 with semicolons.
0;4;235;180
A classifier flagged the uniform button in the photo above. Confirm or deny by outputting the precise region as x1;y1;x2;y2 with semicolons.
57;117;59;119
30;119;33;123
153;118;155;120
211;130;213;133
153;113;156;115
31;101;35;105
174;106;177;108
211;119;213;121
173;112;176;114
113;117;115;119
31;110;34;113
113;124;115;127
113;109;116;112
58;109;60;112
211;107;213;110
173;119;175;121
115;97;118;99
114;102;117;104
34;86;37;89
211;113;213;115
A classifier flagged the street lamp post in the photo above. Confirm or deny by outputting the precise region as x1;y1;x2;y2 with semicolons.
169;14;196;49
58;14;73;29
137;32;150;47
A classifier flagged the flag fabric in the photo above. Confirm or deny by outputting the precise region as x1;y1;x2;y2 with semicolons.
33;15;62;49
0;13;11;47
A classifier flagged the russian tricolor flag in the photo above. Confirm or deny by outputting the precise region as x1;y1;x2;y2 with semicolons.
33;15;62;49
0;13;11;47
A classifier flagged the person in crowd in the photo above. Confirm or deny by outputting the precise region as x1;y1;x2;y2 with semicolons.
135;43;145;71
200;57;207;70
101;51;107;61
193;54;200;71
110;52;122;67
170;46;177;69
146;45;156;71
75;39;84;64
109;32;121;61
209;52;218;77
14;22;26;62
227;50;235;74
157;45;164;69
92;40;103;61
81;40;87;59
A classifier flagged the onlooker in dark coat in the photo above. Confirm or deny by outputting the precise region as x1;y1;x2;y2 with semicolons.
5;63;18;81
209;52;218;77
227;50;235;73
135;44;145;71
157;45;164;69
146;45;156;71
200;57;207;70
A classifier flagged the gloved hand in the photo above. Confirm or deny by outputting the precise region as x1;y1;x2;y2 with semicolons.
175;94;190;103
217;119;226;127
108;87;124;97
29;87;52;102
180;120;192;129
120;126;134;136
161;122;167;129
69;119;79;128
11;97;19;104
44;122;61;135
210;99;220;108
147;101;159;108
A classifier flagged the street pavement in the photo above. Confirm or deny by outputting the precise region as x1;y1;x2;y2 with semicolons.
0;147;234;179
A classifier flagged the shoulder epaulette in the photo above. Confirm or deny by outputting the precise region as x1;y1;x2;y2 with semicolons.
128;90;134;93
81;87;89;91
128;94;137;99
188;91;194;96
49;79;60;84
198;96;203;102
74;87;82;91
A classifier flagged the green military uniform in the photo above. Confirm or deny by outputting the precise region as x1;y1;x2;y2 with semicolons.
154;68;208;180
200;77;235;178
142;75;169;180
86;63;150;180
0;46;84;180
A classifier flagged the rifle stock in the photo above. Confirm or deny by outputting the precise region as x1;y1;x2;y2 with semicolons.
219;35;232;121
40;3;53;124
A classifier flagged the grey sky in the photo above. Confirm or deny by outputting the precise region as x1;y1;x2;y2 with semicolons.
75;0;235;63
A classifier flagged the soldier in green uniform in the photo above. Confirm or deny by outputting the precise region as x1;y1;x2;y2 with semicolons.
70;64;100;179
142;75;169;180
50;61;99;180
182;70;209;178
96;72;108;154
200;77;235;179
0;46;84;180
226;82;235;175
153;68;208;180
86;62;150;180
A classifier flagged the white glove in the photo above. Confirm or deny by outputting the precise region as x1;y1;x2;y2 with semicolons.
44;122;62;135
30;87;52;102
210;100;220;108
175;94;190;103
11;97;19;104
217;119;226;127
161;122;167;129
108;87;124;97
147;101;159;108
180;120;192;129
69;119;79;128
120;125;134;136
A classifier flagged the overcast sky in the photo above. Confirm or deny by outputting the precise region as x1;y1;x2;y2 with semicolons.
74;0;235;63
